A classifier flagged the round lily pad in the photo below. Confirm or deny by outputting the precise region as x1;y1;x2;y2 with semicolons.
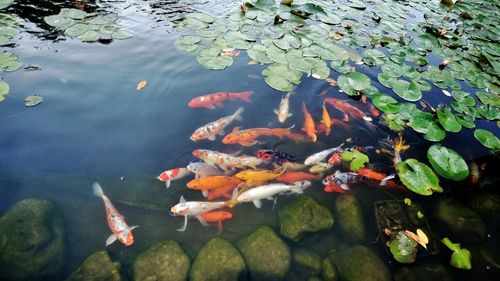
44;15;76;29
197;48;233;70
76;30;100;42
338;71;371;96
2;60;21;72
473;129;500;150
436;106;462;133
0;79;9;97
372;93;400;113
392;79;422;102
64;23;90;37
396;158;443;196
427;145;469;181
390;231;417;264
24;95;43;107
185;12;214;23
59;8;87;20
175;35;202;52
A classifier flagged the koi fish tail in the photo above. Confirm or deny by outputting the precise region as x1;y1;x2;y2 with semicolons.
232;107;244;121
236;91;254;103
92;182;104;197
225;187;240;208
380;174;396;186
277;124;295;138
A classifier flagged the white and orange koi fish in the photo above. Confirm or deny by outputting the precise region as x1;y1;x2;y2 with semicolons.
274;93;292;123
170;196;227;231
227;181;311;208
187;162;226;179
192;149;260;171
190;107;244;141
93;183;138;246
156;168;191;188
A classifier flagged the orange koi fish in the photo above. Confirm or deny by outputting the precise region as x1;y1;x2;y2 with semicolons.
93;183;138;246
208;184;238;200
357;168;397;187
187;176;242;197
302;102;317;142
321;102;332;136
324;98;372;122
156;168;191;188
222;125;294;146
276;172;319;183
201;211;233;233
235;168;285;186
188;91;253;109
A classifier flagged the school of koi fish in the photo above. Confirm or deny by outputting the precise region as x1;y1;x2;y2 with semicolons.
94;90;407;245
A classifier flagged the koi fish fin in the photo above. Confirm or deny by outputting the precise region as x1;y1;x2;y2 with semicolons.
380;174;396;186
165;180;171;189
130;225;140;230
238;91;254;103
214;101;224;108
92;182;104;197
232;107;244;121
252;200;262;208
342;113;349;122
202;189;208;197
208;135;216;141
288;113;293;118
105;234;117;246
340;184;350;190
362;116;373;122
195;174;200;179
203;104;215;109
177;215;188;232
179;196;186;205
274;109;279;116
217;220;223;234
196;215;209;226
218;130;226;136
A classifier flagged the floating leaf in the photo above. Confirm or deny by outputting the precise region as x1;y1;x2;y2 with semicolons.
427;145;469;181
377;73;396;88
44;15;76;29
185;12;214;23
247;44;272;64
24;95;43;107
436;106;462;133
441;237;472;270
0;79;9;99
59;8;87;20
197;47;233;70
2;60;21;72
341;149;369;171
372;94;400;113
473;129;500;150
396;159;442;196
389;231;417;264
136;80;147;91
262;64;302;92
363;49;386;66
338;72;371;96
414;34;439;50
175;35;202;52
392;79;422;102
0;25;18;37
476;92;500;107
86;14;119;25
64;23;90;37
0;0;14;10
76;30;99;42
112;30;133;40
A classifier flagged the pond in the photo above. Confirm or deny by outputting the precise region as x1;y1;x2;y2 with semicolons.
0;0;499;280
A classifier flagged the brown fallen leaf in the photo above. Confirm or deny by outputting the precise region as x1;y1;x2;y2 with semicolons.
136;80;147;91
325;77;337;86
248;60;258;65
405;229;428;250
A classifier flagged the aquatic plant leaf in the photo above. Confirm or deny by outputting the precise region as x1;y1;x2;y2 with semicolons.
396;159;442;196
264;76;293;92
44;15;75;29
441;237;472;270
0;25;18;37
423;122;446;142
183;17;209;29
197;48;233;70
382;113;406;131
427;145;469;181
330;60;351;74
76;30;99;42
341;149;369;171
363;49;386;66
456;114;475;129
273;33;301;51
392;79;422;102
185;12;214;23
377;73;396;88
247;44;272;64
24;95;43;107
414;34;439;50
476;92;500;107
0;35;8;45
0;0;14;10
64;23;90;37
112;30;133;40
86;14;118;25
262;64;301;92
346;72;371;91
0;51;15;65
0;79;9;98
265;44;287;64
348;0;367;9
59;8;87;20
1;60;21;72
317;12;341;25
372;94;400;113
436;106;462;133
473;129;500;150
389;231;417;264
175;35;202;52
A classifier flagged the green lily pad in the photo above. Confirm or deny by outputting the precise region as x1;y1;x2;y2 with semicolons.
390;231;417;264
348;0;367;9
437;105;462;133
392;79;422;102
0;35;9;45
476;92;500;107
0;0;14;10
0;79;9;98
341;149;369;171
247;44;272;64
59;8;87;20
76;30;100;42
64;23;90;37
363;49;386;66
0;25;18;37
414;33;439;50
427;145;469;181
265;44;287;64
44;15;76;29
262;63;301;92
112;29;133;40
377;73;397;88
330;60;351;74
24;95;43;107
175;35;202;52
441;237;472;270
197;47;233;70
473;129;500;150
185;12;214;23
396;159;443;196
382;113;406;131
338;72;371;96
273;33;301;51
86;14;119;25
372;93;400;113
456;114;476;129
1;60;21;72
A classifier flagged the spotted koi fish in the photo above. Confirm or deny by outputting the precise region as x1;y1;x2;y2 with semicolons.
188;91;253;109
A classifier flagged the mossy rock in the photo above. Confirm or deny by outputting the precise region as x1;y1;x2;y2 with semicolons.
322;257;338;281
0;198;66;281
329;245;390;281
278;195;334;241
394;263;453;281
334;195;366;243
307;276;323;281
66;250;121;281
467;192;500;219
237;225;291;280
435;198;485;243
293;249;322;276
133;240;190;281
190;237;246;281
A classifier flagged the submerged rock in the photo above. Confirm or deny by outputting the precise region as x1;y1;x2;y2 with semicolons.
394;263;453;281
133;240;190;281
334;195;366;243
322;257;338;281
66;250;121;281
237;225;291;280
329;245;390;281
467;191;500;219
278;195;334;241
435;198;486;242
0;198;66;281
190;237;246;281
293;249;322;276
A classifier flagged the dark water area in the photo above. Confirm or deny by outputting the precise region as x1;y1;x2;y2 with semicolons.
0;0;499;281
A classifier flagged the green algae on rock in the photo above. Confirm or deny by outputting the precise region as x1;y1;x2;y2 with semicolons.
190;237;246;281
293;249;322;276
329;245;390;281
133;240;190;281
436;199;486;243
66;250;121;281
334;195;365;243
278;195;334;241
322;257;338;281
237;225;290;280
394;263;453;281
0;198;66;281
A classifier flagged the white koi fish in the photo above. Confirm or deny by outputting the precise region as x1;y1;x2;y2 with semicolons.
93;183;138;246
170;196;227;232
191;107;244;141
228;181;311;208
156;168;191;188
304;143;344;165
192;149;257;171
187;162;225;179
274;93;292;123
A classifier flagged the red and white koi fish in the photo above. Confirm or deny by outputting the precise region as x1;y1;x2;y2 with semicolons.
274;93;292;123
324;98;372;122
190;107;244;141
156;168;191;188
192;149;260;171
170;196;227;231
188;91;253;109
322;170;362;192
93;183;138;246
304;143;344;165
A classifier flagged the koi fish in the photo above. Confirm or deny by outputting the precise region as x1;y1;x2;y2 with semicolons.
188;91;253;109
187;162;225;179
328;151;342;166
201;211;233;233
302;102;317;142
93;183;138;246
237;155;264;170
227;181;311;208
235;168;285;186
309;162;333;175
222;125;294;146
156;168;191;188
321;102;332;136
324;98;372;122
322;170;362;192
192;149;244;171
276;172;319;183
208;184;239;200
190;107;244;141
356;168;397;187
256;149;296;165
170;196;227;231
368;103;381;117
304;143;344;165
187;176;242;197
274;92;292;123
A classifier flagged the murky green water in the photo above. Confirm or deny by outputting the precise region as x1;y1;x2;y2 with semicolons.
0;0;499;280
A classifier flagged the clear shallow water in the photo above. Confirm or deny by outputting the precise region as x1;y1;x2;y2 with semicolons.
0;0;499;280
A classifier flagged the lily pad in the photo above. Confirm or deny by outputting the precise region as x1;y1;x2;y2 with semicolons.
59;8;87;20
76;30;99;42
341;149;369;171
473;129;500;150
112;30;133;40
197;47;233;70
338;72;371;96
0;0;14;10
427;145;469;181
0;25;18;37
64;23;90;37
0;79;9;98
44;15;76;29
389;231;417;264
262;63;301;92
392;79;422;102
372;93;400;113
396;159;443;196
414;33;439;50
247;44;272;63
1;60;21;72
363;49;386;66
24;95;43;107
185;12;214;23
175;35;202;52
436;105;462;133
